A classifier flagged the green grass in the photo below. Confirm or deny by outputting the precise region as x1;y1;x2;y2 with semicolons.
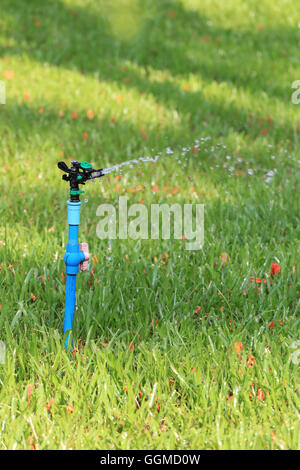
0;0;299;450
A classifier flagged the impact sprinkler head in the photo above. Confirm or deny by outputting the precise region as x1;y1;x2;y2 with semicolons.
57;160;104;202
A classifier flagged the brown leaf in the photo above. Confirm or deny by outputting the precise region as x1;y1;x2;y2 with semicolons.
27;384;33;407
45;398;54;412
66;404;74;415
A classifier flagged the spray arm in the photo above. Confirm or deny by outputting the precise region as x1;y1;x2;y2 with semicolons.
58;160;104;202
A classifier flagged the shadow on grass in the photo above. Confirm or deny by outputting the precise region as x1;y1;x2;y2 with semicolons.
0;0;297;225
0;0;297;108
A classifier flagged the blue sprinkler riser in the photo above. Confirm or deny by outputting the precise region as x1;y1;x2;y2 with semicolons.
67;200;82;225
64;201;85;350
64;274;77;350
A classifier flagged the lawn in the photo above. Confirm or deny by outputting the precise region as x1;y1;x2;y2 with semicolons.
0;0;299;450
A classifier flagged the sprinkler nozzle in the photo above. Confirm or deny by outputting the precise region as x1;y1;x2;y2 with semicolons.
58;160;104;201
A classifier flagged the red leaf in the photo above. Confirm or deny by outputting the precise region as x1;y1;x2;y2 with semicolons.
270;263;280;275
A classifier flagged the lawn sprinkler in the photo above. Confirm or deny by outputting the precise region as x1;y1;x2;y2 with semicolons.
57;160;104;350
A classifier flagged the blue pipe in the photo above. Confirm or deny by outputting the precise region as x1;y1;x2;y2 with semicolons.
64;201;85;350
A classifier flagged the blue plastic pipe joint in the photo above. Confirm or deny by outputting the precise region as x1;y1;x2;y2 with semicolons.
64;201;85;350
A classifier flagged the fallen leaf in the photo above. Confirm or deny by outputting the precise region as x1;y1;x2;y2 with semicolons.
3;70;14;80
234;342;244;355
87;109;94;119
257;388;265;401
27;384;33;406
45;398;54;411
66;404;74;415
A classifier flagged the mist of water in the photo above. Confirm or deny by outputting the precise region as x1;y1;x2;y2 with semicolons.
86;135;288;189
101;154;160;176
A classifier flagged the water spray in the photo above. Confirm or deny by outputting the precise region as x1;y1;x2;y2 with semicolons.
58;160;104;350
